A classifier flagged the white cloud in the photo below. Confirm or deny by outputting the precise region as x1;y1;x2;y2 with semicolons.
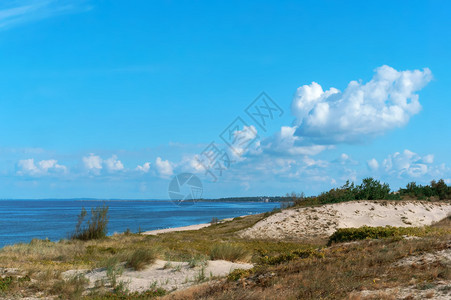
262;126;328;156
82;154;103;173
82;154;125;174
17;158;67;176
422;154;434;164
291;65;432;144
367;158;379;171
104;155;124;172
136;162;151;173
229;125;259;158
382;149;435;178
155;157;174;178
334;153;358;165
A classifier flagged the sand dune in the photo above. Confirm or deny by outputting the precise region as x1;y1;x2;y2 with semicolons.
239;201;451;240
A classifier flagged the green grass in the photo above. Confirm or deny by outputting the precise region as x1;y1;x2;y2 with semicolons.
209;243;249;262
327;225;449;245
126;249;157;271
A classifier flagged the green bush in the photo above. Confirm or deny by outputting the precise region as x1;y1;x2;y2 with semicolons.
399;179;451;200
259;249;324;265
71;204;109;241
210;243;249;262
227;268;253;281
327;226;437;245
126;249;157;271
0;276;13;292
292;178;403;207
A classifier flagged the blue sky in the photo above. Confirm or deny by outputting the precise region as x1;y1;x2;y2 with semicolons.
0;0;450;199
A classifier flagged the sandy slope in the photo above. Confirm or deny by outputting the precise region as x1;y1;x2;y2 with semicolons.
239;201;451;240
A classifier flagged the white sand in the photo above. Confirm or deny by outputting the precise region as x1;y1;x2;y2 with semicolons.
239;201;451;240
142;223;211;235
64;259;253;293
141;217;238;236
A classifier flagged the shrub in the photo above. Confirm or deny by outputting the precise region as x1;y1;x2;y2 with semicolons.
227;268;253;281
187;254;207;268
210;243;249;262
71;204;109;241
126;249;156;271
0;276;13;292
327;226;439;245
293;178;401;207
399;179;451;200
259;249;324;265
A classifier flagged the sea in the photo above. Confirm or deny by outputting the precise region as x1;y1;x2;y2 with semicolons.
0;200;281;248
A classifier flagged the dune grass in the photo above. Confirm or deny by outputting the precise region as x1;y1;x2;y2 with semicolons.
209;243;250;262
166;232;451;300
126;248;157;271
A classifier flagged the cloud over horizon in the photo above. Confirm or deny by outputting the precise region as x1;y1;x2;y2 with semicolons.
291;65;432;145
17;158;67;176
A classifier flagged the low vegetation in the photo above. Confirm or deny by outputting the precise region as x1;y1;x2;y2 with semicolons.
209;243;249;262
327;225;448;245
126;248;157;271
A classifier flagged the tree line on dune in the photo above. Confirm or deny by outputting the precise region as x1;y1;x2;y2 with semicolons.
291;178;451;207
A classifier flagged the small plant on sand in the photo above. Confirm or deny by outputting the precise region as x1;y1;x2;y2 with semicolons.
188;254;207;268
106;257;124;288
210;243;249;262
71;204;109;241
51;274;89;300
194;266;207;283
126;248;157;271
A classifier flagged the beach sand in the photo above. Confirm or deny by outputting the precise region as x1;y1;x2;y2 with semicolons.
141;216;241;235
142;223;212;235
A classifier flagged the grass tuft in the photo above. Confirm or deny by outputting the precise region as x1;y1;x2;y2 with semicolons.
126;248;157;271
210;243;249;262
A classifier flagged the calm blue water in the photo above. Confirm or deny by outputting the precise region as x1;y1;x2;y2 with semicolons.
0;200;280;248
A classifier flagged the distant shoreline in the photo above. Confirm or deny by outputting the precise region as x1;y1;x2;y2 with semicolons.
0;197;291;202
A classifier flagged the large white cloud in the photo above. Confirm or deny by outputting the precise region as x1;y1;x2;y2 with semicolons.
17;158;67;176
292;65;432;144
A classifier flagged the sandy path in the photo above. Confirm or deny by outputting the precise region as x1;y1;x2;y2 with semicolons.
239;201;451;240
